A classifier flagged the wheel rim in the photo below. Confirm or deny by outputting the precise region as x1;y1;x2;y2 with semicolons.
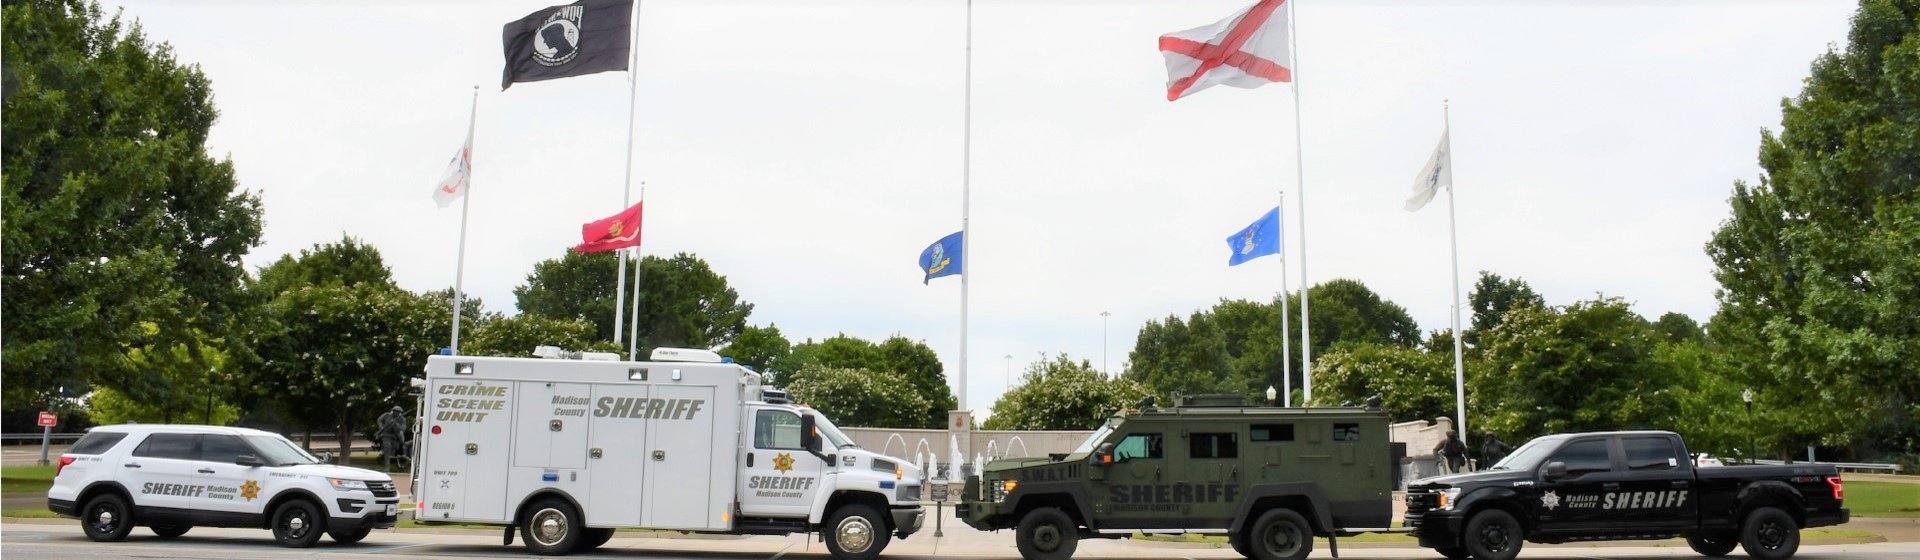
282;507;310;539
1757;519;1786;550
1263;520;1304;557
530;507;569;546
835;515;875;553
91;503;120;534
1031;522;1063;552
1478;519;1512;553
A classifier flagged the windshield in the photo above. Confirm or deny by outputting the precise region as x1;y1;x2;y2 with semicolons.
1069;417;1122;457
1490;437;1558;471
808;410;857;449
245;435;322;466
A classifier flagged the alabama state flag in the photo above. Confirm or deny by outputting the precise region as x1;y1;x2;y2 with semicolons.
1159;0;1292;101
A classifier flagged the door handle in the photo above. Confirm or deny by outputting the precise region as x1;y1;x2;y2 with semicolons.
198;468;216;474
124;463;141;469
1603;482;1621;490
747;452;755;467
1671;480;1690;488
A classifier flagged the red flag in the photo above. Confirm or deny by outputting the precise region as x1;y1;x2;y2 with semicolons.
573;202;643;253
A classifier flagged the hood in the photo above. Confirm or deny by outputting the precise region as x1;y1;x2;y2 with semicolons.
984;457;1054;473
1409;469;1530;490
845;449;923;480
280;463;392;481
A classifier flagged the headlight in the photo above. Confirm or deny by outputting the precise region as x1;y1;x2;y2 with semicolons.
329;478;370;492
1437;488;1463;510
990;480;1016;503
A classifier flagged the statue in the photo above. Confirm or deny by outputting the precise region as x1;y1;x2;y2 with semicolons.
376;406;409;470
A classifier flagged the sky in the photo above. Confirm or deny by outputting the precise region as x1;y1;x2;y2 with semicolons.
106;0;1859;411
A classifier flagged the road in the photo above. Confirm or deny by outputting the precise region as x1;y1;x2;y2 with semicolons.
3;520;1918;560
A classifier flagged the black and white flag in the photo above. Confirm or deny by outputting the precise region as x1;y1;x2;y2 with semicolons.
501;0;633;90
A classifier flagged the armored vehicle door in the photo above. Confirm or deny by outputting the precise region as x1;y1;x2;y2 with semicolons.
1090;427;1178;529
1182;428;1242;528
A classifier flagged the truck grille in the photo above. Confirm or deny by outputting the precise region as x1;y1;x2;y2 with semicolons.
368;480;398;498
1404;491;1438;516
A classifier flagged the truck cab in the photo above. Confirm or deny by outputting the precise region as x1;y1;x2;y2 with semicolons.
960;395;1397;560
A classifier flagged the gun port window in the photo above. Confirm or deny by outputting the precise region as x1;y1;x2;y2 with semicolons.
1624;437;1681;471
1114;433;1163;461
1251;424;1295;442
1333;423;1362;442
1190;432;1239;459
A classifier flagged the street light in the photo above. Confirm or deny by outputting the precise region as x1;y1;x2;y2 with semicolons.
1004;354;1014;388
1743;388;1755;463
1266;385;1278;407
1100;311;1112;377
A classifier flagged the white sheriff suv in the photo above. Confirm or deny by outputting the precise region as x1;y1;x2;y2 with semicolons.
47;424;400;547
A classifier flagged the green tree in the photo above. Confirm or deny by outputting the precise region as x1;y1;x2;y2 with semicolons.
87;325;240;425
775;334;956;428
721;324;791;375
2;0;264;405
460;313;605;358
514;251;752;351
1651;312;1704;344
1466;271;1544;345
1653;339;1748;459
984;355;1147;431
1705;0;1920;457
786;365;932;429
1311;343;1455;423
1474;298;1675;441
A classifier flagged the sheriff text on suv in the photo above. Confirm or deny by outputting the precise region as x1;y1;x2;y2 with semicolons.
48;424;400;547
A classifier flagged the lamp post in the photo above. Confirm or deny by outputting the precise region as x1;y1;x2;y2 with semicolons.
1266;385;1278;407
1742;388;1755;463
1004;354;1013;389
1100;311;1111;377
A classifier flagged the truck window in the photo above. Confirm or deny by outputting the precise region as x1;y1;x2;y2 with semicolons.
755;410;803;449
1549;439;1612;476
1190;433;1238;458
199;435;250;464
1623;436;1681;471
1251;424;1294;442
132;433;198;460
1333;423;1361;442
1114;433;1163;461
68;431;128;455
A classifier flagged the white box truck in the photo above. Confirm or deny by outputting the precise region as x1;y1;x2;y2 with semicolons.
411;347;925;558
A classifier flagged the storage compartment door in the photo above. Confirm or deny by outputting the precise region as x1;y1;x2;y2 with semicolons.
586;383;651;527
422;378;514;522
515;382;592;469
642;384;718;529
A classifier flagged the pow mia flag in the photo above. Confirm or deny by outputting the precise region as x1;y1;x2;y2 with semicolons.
501;0;633;90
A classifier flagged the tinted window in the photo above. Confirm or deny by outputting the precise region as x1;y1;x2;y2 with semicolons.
200;435;251;464
69;432;129;455
1623;437;1680;471
132;433;198;460
1333;423;1362;442
1114;433;1163;461
1550;439;1612;476
755;410;802;450
1251;424;1294;442
1190;433;1238;459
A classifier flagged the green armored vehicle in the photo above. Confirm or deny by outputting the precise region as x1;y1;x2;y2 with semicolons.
958;395;1400;560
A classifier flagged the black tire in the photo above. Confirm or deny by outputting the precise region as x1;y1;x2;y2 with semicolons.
1462;509;1523;560
1015;507;1078;560
1686;531;1739;557
1435;545;1472;559
150;524;191;539
520;497;584;556
328;525;374;544
825;503;890;560
271;499;327;548
1248;508;1313;560
579;527;615;551
1739;506;1800;560
79;494;135;542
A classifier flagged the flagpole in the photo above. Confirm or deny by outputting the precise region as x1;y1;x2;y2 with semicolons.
1285;0;1314;404
450;86;478;355
628;182;646;360
1444;99;1468;445
612;0;644;349
957;0;973;413
1279;193;1293;407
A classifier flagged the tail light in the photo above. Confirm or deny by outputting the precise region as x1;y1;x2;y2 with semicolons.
1826;476;1844;501
56;455;75;476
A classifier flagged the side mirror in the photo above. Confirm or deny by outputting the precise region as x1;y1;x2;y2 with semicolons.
1544;461;1568;480
800;414;820;453
1090;443;1116;466
319;451;335;464
236;454;264;467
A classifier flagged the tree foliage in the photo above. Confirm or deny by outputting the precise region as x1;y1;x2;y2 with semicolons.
774;334;956;428
1311;343;1455;423
1705;0;1920;455
514;251;752;351
984;355;1147;431
461;313;605;358
2;0;263;405
721;324;791;375
786;365;932;429
1466;271;1544;346
1474;298;1677;438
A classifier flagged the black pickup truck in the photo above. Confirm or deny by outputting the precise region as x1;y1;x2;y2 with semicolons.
1404;430;1847;560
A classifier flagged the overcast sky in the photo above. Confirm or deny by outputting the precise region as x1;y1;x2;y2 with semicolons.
109;0;1857;410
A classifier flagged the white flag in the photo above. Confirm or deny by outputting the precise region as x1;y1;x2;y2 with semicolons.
1405;129;1451;212
433;131;472;208
1159;0;1291;102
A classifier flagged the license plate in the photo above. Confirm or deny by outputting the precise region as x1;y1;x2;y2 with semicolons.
385;504;398;516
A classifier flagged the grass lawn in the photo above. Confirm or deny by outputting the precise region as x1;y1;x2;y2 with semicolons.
0;509;60;519
1845;481;1920;518
2;465;58;494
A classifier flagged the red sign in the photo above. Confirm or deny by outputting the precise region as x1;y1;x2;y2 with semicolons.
37;411;56;427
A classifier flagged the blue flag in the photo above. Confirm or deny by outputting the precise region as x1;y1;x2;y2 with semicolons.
919;231;964;284
1225;207;1282;266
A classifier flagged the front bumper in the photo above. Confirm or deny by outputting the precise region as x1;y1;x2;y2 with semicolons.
891;505;924;538
329;511;400;532
1406;510;1468;548
330;496;402;532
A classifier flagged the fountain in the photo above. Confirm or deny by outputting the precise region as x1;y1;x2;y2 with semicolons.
948;438;963;479
881;433;908;458
1005;435;1030;458
986;440;998;460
